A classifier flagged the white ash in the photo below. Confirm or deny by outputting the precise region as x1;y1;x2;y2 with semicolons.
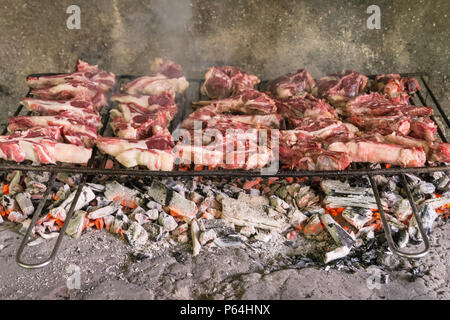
342;207;373;230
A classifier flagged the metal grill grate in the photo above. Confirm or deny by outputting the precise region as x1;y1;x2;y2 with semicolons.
5;72;449;268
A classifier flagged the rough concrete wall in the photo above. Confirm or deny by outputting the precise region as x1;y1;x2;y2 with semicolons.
0;0;449;115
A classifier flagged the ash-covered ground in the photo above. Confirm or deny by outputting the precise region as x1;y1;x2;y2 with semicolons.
0;220;448;300
0;174;449;300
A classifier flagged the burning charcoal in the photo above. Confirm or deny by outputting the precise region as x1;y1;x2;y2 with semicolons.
321;179;382;209
286;183;301;197
103;215;115;231
409;204;438;241
188;191;204;205
142;223;165;242
109;218;126;235
381;191;402;208
324;246;351;264
342;207;373;230
254;231;272;243
0;214;3;225
26;171;50;184
303;206;325;216
239;226;257;237
385;214;406;233
221;196;289;232
87;202;120;220
302;214;323;237
320;214;355;247
294;186;319;209
124;222;148;247
65;210;88;239
7;211;26;223
191;219;201;256
146;200;162;210
422;196;450;209
15;193;34;216
394;229;409;248
56;173;81;186
436;175;450;191
393;199;412;221
8;171;23;195
145;209;159;221
289;210;308;229
249;189;260;196
49;186;95;221
86;183;106;192
104;181;139;208
214;235;243;248
238;193;269;209
168;191;197;219
146;179;168;205
199;229;217;245
274;185;288;199
1;195;17;212
269;195;290;213
158;212;178;231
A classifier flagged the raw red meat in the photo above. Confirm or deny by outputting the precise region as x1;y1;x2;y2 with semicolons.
269;69;316;98
345;93;432;117
409;117;437;142
328;139;426;167
317;70;369;106
27;59;116;91
372;74;421;99
201;66;260;99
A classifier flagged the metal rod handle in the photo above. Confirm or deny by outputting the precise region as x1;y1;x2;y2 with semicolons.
368;175;430;259
16;175;87;269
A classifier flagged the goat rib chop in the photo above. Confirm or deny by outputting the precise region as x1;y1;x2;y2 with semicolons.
328;139;426;167
345;93;433;117
269;69;316;98
317;70;369;107
201;66;260;99
372;74;421;99
26;59;116;92
8;115;98;148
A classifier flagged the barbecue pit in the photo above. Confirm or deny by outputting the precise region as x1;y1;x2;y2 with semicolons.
0;71;447;269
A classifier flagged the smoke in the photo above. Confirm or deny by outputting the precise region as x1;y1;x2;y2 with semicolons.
110;0;194;76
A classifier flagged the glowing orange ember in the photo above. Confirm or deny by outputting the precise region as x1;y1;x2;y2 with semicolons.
2;184;9;195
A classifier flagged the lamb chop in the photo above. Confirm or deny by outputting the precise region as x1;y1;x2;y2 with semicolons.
200;66;260;99
328;139;426;167
279;145;350;171
182;90;277;129
0;127;91;164
115;148;175;171
123;74;189;96
268;69;316;98
20;98;102;129
109;103;177;139
110;92;175;111
26;59;116;91
8;115;98;148
124;58;189;96
97;129;174;157
372;74;421;100
380;131;449;162
282;118;358;141
345;93;433;117
30;80;107;110
346;113;411;136
276;94;338;124
317;70;369;107
174;140;272;170
409;117;437;142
